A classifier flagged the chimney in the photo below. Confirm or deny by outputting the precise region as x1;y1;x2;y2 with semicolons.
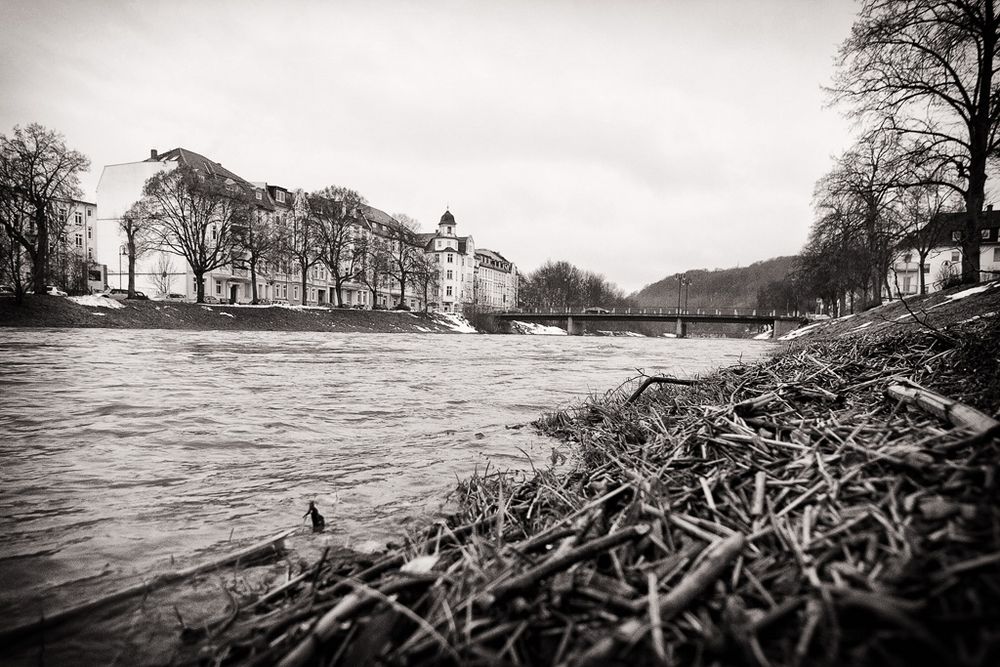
988;204;994;211
150;149;158;159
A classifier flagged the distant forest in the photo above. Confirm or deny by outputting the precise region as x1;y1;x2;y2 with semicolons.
518;256;813;314
630;256;814;313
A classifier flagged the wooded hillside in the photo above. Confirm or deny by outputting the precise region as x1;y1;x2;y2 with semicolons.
631;256;807;311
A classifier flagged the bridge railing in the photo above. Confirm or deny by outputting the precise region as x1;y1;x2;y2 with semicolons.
496;306;805;318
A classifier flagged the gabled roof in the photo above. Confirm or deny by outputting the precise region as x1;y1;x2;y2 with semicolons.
906;210;1000;247
147;148;251;186
476;248;513;268
360;204;400;229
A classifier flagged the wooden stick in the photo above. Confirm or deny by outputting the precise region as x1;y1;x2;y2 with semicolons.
887;381;1000;433
624;376;698;406
485;524;650;603
572;532;744;667
0;528;294;643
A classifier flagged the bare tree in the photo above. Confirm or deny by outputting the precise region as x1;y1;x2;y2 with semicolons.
235;207;278;303
813;134;905;306
0;123;89;294
280;189;321;305
894;160;961;295
386;213;422;307
356;230;391;307
150;253;176;297
120;199;158;297
832;0;1000;284
310;186;366;307
141;165;252;303
410;252;439;312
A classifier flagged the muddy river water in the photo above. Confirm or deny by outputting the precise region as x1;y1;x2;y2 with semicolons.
0;327;772;624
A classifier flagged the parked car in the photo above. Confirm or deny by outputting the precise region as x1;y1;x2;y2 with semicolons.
131;291;149;300
393;303;411;311
99;288;129;301
203;295;221;304
158;293;189;302
352;304;366;309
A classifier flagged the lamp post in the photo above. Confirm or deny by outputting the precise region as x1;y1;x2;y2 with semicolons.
676;274;682;312
118;245;127;289
684;278;691;311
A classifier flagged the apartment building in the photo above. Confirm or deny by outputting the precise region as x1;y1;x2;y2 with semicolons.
474;248;518;311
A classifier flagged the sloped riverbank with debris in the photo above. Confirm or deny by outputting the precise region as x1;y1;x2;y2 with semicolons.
161;292;998;666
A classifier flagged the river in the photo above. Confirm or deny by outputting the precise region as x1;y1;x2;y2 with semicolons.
0;328;772;623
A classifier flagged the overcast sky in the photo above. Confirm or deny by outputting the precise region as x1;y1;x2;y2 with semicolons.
1;0;859;293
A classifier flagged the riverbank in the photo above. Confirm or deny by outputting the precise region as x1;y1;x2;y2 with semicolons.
0;295;469;333
167;290;995;665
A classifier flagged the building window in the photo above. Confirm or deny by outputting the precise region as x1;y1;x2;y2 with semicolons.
276;190;286;203
75;234;83;247
994;247;1000;262
902;276;912;293
903;252;912;263
951;251;961;262
447;226;453;234
211;225;218;240
87;248;93;259
87;208;93;216
87;227;92;239
256;190;262;201
74;211;83;225
447;254;453;263
293;286;299;300
446;286;453;297
215;281;222;295
446;270;453;280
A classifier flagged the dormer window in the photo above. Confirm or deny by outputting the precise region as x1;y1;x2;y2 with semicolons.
276;190;286;203
256;190;263;201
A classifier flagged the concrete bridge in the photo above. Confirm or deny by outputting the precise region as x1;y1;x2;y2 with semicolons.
493;307;807;337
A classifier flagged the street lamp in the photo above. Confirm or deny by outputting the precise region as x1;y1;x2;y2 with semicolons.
119;245;127;289
684;278;691;311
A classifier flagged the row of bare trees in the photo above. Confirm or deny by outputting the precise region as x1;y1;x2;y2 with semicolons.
122;167;437;306
518;260;633;310
800;0;1000;312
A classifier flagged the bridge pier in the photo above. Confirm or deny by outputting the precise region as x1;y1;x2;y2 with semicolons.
675;318;686;338
773;318;798;338
566;316;581;335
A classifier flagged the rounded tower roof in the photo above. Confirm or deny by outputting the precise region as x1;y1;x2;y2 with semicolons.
440;209;455;224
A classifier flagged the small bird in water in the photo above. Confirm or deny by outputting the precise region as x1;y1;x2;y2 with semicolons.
304;501;325;532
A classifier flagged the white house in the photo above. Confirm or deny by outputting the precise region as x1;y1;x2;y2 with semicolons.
890;208;1000;296
417;210;476;313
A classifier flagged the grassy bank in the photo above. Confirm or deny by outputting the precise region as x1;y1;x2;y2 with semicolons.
151;290;997;666
0;295;464;334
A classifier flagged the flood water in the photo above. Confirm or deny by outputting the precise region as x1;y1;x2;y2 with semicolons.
0;328;772;623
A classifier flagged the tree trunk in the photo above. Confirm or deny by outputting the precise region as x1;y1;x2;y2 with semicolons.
918;250;929;295
398;274;406;306
33;208;48;294
250;261;258;304
300;265;308;305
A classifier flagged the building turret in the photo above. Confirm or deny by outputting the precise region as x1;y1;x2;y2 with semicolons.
438;209;456;237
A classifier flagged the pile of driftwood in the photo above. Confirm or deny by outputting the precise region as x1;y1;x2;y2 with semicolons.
198;316;1000;667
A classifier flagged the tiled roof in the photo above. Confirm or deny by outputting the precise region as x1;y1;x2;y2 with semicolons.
907;210;1000;246
148;148;251;186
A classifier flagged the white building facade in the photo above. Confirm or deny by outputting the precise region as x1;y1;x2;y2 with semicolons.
474;248;518;311
890;210;1000;296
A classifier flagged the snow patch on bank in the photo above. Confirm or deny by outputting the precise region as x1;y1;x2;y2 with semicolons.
778;320;828;341
433;312;478;333
753;327;773;340
69;295;124;309
511;321;569;335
